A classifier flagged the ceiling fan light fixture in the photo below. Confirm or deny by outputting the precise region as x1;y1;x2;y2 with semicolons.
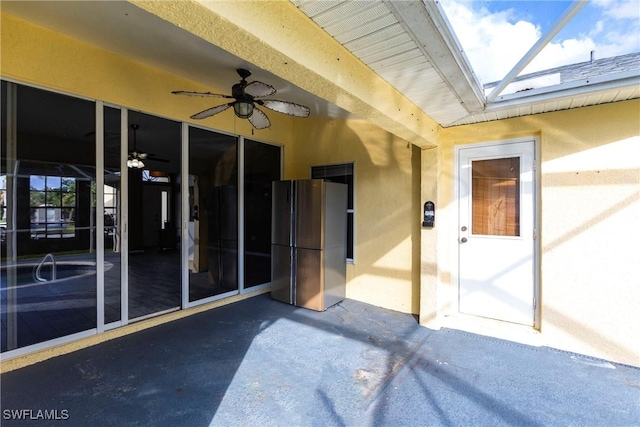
233;101;254;119
127;158;145;169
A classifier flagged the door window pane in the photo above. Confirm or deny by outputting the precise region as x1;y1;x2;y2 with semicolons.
244;139;281;288
188;127;238;301
471;157;520;236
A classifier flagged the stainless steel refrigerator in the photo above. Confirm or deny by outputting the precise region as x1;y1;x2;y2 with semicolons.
271;179;347;311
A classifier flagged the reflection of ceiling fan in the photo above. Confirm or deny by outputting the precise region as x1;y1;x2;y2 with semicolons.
172;68;310;129
128;124;168;169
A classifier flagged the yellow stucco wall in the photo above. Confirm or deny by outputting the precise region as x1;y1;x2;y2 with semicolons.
433;100;640;366
291;118;421;314
419;146;441;325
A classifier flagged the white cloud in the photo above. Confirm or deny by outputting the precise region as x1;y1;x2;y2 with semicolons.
441;0;639;85
590;0;640;57
593;0;640;20
441;1;540;83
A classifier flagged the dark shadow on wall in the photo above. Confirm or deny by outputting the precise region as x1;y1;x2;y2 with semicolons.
291;117;424;313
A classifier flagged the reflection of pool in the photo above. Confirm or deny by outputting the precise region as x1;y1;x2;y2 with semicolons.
0;262;100;288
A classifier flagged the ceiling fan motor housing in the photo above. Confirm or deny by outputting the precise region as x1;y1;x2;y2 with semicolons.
232;69;255;118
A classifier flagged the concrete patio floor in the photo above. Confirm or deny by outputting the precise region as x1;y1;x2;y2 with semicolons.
1;294;639;426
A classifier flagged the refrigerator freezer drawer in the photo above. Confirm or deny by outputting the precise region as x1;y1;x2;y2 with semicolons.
295;247;324;311
323;246;347;308
295;247;346;311
271;244;293;304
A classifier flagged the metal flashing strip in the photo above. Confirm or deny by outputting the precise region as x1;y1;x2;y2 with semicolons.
485;71;640;110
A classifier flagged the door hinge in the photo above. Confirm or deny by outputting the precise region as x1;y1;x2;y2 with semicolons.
533;296;537;309
533;229;538;240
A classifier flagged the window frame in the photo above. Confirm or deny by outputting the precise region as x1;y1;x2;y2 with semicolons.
29;175;77;239
311;162;355;264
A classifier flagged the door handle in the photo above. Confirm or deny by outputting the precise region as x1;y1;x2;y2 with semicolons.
460;237;468;243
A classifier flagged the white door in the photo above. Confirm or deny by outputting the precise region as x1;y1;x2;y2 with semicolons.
458;140;536;326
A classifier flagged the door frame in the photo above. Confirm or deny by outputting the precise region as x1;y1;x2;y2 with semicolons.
453;136;541;329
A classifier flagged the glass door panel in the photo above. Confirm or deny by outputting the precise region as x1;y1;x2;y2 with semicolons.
1;82;97;352
243;139;281;288
103;106;122;324
127;111;181;320
188;127;238;302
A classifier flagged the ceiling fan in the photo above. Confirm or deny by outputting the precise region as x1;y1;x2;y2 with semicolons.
128;124;168;169
172;68;310;129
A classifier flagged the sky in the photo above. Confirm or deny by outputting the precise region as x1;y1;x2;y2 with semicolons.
439;0;640;85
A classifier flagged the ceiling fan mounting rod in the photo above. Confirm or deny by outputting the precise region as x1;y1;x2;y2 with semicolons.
237;68;252;80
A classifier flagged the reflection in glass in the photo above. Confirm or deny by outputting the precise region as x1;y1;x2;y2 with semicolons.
188;127;238;301
29;175;75;239
1;82;97;352
244;139;281;288
312;163;354;260
127;111;181;320
104;106;122;324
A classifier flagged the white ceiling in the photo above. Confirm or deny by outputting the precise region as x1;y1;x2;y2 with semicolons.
3;0;639;130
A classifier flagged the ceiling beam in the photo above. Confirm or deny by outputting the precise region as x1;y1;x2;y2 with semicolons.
385;0;485;114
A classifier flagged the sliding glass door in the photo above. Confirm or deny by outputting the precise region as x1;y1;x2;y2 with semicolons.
243;139;281;288
1;80;283;356
187;126;238;302
103;105;123;326
127;111;181;321
1;82;97;352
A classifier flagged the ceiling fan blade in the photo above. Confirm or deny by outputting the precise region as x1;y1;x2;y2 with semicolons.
244;81;276;98
129;151;169;163
248;107;271;130
145;156;170;163
172;91;232;98
191;103;232;120
259;99;310;117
